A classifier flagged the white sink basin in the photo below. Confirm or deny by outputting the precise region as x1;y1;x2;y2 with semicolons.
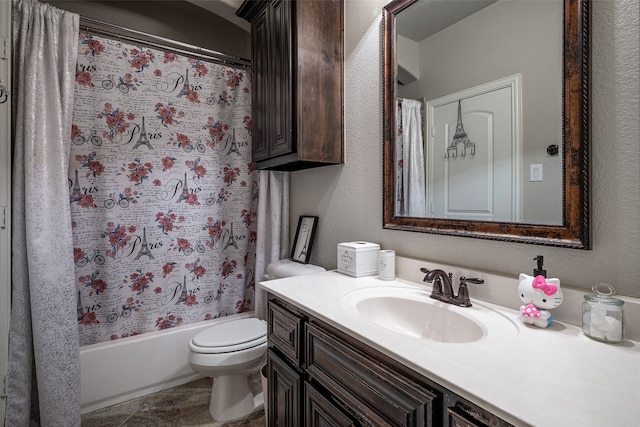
342;286;518;343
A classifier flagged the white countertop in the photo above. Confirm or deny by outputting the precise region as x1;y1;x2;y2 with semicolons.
260;270;640;427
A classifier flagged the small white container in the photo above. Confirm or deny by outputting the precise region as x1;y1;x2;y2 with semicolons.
379;250;395;281
337;242;380;277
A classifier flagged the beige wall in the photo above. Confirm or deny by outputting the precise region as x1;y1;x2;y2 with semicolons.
396;34;419;84
290;0;640;298
45;0;250;59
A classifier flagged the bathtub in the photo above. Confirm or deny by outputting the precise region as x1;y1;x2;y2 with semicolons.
80;312;252;414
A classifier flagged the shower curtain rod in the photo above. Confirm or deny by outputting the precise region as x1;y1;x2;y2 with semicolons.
79;16;251;69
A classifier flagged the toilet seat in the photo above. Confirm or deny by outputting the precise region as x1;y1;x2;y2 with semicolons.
190;318;267;354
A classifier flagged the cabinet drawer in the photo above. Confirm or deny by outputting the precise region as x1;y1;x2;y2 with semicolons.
306;323;437;426
447;404;514;427
268;301;304;365
305;381;356;427
448;409;483;427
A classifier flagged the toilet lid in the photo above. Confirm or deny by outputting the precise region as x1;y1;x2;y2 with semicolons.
192;318;266;348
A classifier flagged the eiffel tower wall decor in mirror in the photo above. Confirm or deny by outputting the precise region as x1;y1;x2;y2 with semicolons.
69;32;257;346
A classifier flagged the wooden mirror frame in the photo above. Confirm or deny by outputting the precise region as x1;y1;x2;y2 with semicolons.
382;0;590;249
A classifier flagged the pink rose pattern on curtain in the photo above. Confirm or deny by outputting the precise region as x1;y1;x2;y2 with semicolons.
69;33;257;346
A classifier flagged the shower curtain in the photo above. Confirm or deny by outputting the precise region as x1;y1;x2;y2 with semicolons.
396;98;426;217
7;1;284;422
254;170;289;320
7;0;81;425
70;32;257;346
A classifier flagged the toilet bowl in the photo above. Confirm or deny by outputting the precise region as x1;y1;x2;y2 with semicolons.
188;318;267;422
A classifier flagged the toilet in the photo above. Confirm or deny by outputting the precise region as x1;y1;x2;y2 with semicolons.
188;317;268;421
188;259;325;422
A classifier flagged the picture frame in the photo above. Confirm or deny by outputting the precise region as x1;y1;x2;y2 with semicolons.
291;216;319;264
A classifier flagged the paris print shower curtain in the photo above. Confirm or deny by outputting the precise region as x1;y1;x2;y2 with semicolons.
70;33;257;346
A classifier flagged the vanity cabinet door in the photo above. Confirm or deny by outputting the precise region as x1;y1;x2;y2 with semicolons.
306;323;437;426
305;381;356;427
268;0;293;160
249;7;269;161
268;348;302;426
238;0;289;164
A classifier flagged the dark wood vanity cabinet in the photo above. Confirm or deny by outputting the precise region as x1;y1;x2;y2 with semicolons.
305;323;436;426
266;296;516;427
268;348;302;425
236;0;344;171
304;381;356;427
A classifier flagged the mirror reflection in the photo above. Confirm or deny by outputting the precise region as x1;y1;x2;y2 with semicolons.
394;0;563;225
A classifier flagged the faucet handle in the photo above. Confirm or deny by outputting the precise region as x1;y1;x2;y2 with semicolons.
453;277;484;307
460;277;484;285
454;284;473;307
420;267;432;282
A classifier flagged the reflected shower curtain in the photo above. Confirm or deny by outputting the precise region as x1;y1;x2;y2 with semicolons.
396;98;426;217
7;0;81;425
70;33;257;345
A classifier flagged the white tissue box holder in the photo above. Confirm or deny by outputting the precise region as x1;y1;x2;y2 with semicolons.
337;241;380;277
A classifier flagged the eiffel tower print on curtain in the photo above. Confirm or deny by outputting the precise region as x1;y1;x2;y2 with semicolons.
177;171;190;203
175;275;188;304
177;69;191;97
226;129;241;156
76;291;84;316
133;116;153;150
134;227;155;260
70;169;81;202
224;222;239;250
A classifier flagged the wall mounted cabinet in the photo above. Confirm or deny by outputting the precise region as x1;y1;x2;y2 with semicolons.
267;296;515;426
237;0;344;171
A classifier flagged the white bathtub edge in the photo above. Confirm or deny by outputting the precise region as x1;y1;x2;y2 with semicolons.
80;372;205;414
80;312;253;414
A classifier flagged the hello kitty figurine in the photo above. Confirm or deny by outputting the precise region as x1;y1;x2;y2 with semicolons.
518;273;563;328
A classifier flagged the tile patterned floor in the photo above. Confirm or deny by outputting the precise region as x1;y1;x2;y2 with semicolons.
81;378;265;427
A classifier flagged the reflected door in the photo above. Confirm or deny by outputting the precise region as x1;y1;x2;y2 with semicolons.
429;84;520;221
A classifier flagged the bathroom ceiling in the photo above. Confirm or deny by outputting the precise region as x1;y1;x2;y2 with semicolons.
397;0;496;42
187;0;496;40
185;0;250;32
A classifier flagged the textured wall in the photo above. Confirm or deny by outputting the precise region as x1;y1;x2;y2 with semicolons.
45;1;251;59
290;0;640;298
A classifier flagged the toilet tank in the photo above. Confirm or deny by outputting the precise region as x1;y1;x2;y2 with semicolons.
265;259;325;280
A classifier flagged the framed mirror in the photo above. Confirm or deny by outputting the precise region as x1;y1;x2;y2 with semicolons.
382;0;590;249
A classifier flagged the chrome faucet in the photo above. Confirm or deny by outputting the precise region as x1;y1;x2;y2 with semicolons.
421;268;455;302
420;268;484;307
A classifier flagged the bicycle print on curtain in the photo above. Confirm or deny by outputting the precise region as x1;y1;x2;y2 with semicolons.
70;33;257;346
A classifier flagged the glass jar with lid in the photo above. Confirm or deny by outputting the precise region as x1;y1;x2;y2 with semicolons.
582;284;624;343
